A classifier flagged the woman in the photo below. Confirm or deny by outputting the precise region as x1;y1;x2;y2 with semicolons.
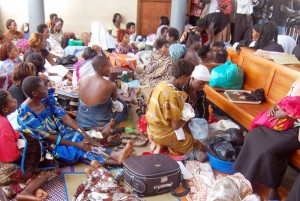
3;19;24;43
146;59;204;155
72;46;99;86
0;42;21;75
254;21;284;52
156;16;170;39
50;18;64;46
18;76;133;165
233;77;300;200
235;23;262;50
139;38;173;87
77;56;128;128
0;89;58;201
47;13;58;30
8;62;36;107
115;29;133;54
183;65;211;120
108;13;125;38
24;33;72;81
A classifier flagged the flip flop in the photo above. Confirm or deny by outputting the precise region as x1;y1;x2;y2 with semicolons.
122;135;149;147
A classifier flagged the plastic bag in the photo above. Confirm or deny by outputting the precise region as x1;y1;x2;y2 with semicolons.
205;128;243;162
188;118;208;142
209;60;244;89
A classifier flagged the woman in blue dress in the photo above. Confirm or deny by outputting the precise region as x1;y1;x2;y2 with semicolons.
17;76;133;165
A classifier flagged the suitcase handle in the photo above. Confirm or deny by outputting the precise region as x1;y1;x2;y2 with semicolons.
154;183;173;194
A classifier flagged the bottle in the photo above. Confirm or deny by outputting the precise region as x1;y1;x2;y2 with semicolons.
120;71;129;83
114;170;123;183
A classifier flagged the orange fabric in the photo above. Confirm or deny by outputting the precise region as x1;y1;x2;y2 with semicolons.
108;53;136;69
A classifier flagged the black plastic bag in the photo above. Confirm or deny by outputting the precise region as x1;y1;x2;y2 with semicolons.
56;55;78;65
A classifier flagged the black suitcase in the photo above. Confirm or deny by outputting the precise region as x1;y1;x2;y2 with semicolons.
123;154;181;196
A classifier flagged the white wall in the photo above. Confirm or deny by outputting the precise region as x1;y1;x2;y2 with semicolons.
0;0;137;36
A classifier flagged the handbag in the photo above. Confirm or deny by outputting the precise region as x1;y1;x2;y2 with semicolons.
56;55;78;65
123;154;190;197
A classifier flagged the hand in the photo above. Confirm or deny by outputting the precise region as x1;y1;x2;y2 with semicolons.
76;141;92;152
84;136;101;147
92;45;102;53
268;108;289;124
267;103;278;116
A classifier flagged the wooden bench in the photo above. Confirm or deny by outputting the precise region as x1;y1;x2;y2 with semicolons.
205;47;300;170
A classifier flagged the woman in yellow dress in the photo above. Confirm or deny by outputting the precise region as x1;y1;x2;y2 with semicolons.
146;59;204;155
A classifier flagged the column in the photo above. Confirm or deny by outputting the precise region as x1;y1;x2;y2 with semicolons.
170;0;187;36
28;0;45;35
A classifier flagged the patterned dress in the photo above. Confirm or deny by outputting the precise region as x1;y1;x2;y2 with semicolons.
139;51;172;87
17;93;112;164
146;81;204;155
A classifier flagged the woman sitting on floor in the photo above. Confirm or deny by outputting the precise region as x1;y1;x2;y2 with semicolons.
72;46;102;86
234;77;300;200
139;38;173;87
0;42;21;75
0;89;58;201
8;62;37;107
24;33;72;81
3;19;24;43
183;65;211;121
77;56;128;128
115;29;133;54
146;59;204;155
18;76;133;165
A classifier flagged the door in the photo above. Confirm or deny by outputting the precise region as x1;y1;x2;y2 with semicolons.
136;0;171;36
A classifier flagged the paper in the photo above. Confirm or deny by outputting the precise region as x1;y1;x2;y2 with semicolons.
177;161;193;179
270;54;300;65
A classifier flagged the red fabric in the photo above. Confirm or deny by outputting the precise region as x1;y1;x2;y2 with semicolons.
0;115;21;162
138;115;147;134
218;0;232;15
250;96;300;131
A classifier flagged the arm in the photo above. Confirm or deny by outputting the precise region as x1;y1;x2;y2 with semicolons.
111;83;118;101
280;4;300;16
46;134;91;152
46;54;57;66
207;20;215;43
61;113;100;147
171;119;186;130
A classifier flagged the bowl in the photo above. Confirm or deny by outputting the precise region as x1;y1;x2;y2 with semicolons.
207;152;237;174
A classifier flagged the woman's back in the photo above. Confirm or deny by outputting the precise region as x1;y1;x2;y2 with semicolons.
79;74;116;106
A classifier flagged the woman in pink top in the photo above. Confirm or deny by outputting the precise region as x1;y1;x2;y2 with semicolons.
0;89;58;201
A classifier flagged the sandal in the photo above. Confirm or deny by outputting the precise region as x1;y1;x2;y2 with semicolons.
111;127;125;135
122;135;149;147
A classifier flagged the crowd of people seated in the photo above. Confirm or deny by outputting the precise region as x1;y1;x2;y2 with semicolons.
0;1;300;200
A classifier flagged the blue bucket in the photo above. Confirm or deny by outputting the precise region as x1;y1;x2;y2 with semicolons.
207;152;237;174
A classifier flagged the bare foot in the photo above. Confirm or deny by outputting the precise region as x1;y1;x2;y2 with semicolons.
84;167;94;177
16;191;43;201
34;189;48;200
129;87;138;105
90;160;103;169
150;142;157;152
109;141;134;165
99;118;115;137
118;141;134;164
153;144;163;154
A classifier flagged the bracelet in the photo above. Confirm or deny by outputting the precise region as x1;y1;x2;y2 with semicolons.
77;128;83;133
55;135;61;147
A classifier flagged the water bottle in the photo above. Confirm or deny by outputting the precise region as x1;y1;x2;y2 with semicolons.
114;170;123;183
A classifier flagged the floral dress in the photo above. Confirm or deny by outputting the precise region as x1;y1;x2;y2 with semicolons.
17;92;112;164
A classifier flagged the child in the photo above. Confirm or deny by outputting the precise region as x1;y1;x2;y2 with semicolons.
0;89;58;201
250;96;300;131
115;29;133;54
18;76;133;166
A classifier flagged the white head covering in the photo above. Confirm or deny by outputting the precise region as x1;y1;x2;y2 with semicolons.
191;65;211;81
